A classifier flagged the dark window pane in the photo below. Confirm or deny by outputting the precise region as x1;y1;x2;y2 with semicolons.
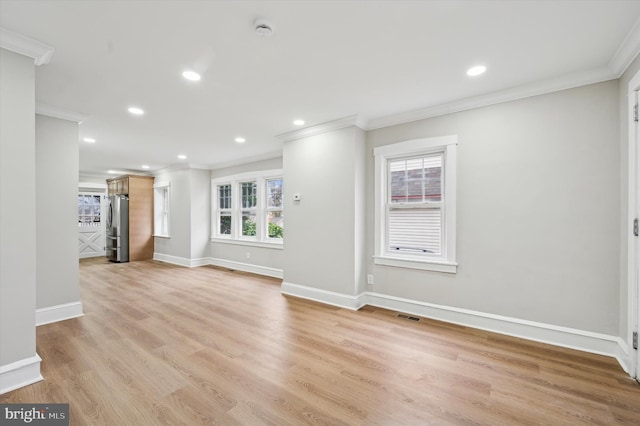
241;182;257;208
389;155;442;203
219;214;231;235
218;185;231;209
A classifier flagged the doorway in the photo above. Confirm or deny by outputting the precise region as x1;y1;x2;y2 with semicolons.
78;184;107;259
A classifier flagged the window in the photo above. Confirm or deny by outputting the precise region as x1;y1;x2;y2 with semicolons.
212;169;283;247
78;194;101;225
153;182;170;237
266;178;284;240
374;136;457;273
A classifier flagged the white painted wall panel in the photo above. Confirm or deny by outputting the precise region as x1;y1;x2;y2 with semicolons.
36;115;81;310
0;48;37;367
366;81;620;335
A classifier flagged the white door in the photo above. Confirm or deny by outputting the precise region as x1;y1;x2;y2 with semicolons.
78;191;106;258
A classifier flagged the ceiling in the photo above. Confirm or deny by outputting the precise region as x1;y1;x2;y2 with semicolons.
2;1;640;176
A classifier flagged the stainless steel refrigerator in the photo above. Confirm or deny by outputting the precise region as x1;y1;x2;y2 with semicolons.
106;195;129;262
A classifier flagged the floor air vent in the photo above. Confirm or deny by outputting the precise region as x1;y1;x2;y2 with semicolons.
396;313;421;322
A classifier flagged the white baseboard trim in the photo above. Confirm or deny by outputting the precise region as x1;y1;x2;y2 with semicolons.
210;257;283;279
79;251;105;259
153;253;200;267
36;301;84;326
366;292;630;371
0;354;43;395
281;281;367;310
153;253;284;278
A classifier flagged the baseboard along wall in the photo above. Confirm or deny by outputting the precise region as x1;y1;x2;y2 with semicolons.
36;301;84;326
0;354;43;395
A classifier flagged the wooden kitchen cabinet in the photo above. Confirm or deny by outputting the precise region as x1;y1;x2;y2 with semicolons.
106;174;154;261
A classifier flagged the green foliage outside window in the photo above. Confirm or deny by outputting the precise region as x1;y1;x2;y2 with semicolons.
269;222;283;239
241;220;283;238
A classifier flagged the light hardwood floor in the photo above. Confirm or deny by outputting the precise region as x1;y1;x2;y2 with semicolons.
2;258;639;425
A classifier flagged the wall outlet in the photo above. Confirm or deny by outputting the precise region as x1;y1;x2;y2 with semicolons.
367;274;374;285
246;252;251;259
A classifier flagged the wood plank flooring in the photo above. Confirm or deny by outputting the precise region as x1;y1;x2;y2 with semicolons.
1;258;639;425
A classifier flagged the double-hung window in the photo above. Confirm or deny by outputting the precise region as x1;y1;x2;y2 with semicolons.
212;170;283;246
374;136;457;273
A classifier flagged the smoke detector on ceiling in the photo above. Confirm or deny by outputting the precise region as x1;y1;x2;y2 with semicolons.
254;19;274;37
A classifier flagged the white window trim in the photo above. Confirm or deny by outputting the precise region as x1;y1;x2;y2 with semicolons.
153;181;171;238
374;135;457;273
211;169;283;247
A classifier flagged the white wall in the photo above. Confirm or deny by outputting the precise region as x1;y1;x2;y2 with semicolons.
153;167;211;264
35;115;82;313
190;168;211;260
0;48;40;391
210;157;285;273
366;81;620;335
282;126;366;303
618;54;640;346
154;168;192;260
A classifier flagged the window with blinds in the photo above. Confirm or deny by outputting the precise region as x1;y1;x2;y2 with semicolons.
373;135;457;273
387;154;443;254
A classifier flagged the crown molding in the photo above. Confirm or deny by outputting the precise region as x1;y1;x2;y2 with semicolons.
36;103;87;123
208;150;283;171
152;163;210;176
365;66;616;130
0;27;54;66
277;115;364;142
609;15;640;77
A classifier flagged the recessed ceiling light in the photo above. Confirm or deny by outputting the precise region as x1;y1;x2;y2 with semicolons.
182;70;201;81
141;165;150;170
107;170;118;174
466;65;487;77
178;154;187;160
293;119;305;126
82;137;96;143
128;106;144;115
235;137;246;143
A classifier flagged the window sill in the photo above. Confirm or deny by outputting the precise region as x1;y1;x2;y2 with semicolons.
153;235;171;239
374;256;457;273
210;237;283;250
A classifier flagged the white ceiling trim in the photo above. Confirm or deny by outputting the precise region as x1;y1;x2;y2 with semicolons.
208;150;283;171
365;66;616;130
152;163;211;176
36;103;87;123
0;27;54;66
609;15;640;77
277;115;364;143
